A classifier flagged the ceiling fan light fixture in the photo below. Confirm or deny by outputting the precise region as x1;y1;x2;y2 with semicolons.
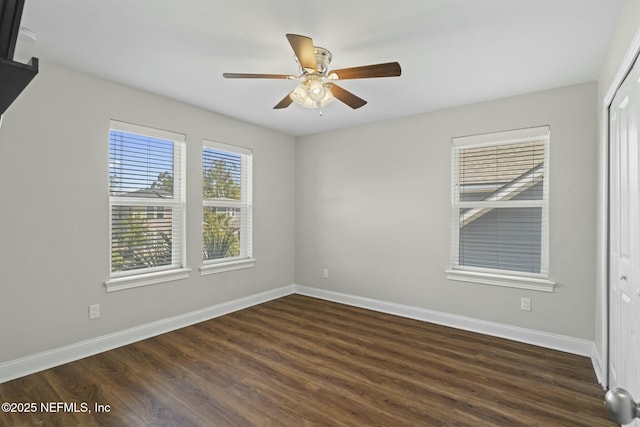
308;79;326;101
290;82;308;105
290;79;335;109
317;87;335;107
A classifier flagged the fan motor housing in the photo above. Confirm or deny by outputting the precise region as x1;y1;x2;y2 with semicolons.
294;46;332;74
309;46;332;74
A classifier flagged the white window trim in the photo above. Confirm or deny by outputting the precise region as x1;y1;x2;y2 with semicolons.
109;120;186;144
446;269;555;293
200;257;257;275
106;120;189;292
200;139;254;275
105;268;192;292
448;126;555;292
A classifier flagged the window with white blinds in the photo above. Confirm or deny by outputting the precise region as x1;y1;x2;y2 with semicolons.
201;139;253;273
449;126;551;287
108;121;186;285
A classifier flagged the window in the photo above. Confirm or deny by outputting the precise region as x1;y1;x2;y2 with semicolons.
201;140;254;275
447;126;555;292
106;121;189;291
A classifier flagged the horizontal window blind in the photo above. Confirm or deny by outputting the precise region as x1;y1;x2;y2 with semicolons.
203;146;242;201
203;207;242;260
202;140;252;263
458;207;543;273
109;121;186;276
109;131;175;198
451;126;550;276
111;206;175;272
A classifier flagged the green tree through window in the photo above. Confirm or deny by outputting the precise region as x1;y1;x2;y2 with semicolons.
109;124;185;276
111;204;172;271
202;141;251;263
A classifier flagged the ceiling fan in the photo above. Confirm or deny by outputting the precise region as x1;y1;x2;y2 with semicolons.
223;34;401;111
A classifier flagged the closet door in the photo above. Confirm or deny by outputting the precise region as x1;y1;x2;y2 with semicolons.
608;53;640;427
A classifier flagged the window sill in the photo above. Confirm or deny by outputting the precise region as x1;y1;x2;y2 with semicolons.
200;258;256;276
105;268;192;292
446;269;556;293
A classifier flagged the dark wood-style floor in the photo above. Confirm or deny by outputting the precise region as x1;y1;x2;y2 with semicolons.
0;294;614;426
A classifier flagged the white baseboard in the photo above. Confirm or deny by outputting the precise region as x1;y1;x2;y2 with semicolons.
0;283;600;385
0;285;295;384
590;343;606;388
293;284;596;358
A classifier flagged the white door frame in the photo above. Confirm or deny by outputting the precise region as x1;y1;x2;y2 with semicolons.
599;29;640;388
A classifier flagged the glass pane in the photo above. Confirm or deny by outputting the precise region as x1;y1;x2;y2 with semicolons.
459;207;542;273
109;131;175;198
203;148;241;201
459;141;544;202
203;207;241;260
111;206;173;272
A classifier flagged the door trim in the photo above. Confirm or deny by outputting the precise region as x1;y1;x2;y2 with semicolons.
600;27;640;388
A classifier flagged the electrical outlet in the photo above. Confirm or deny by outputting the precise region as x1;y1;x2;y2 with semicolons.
89;304;100;319
520;297;531;312
323;268;329;279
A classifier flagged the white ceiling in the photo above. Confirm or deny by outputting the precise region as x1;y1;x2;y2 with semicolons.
16;0;624;136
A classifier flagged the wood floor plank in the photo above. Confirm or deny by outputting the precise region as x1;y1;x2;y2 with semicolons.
233;303;592;425
0;294;615;426
250;298;604;422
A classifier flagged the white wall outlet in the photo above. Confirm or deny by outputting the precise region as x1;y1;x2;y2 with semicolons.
520;297;531;312
322;268;329;279
89;304;100;319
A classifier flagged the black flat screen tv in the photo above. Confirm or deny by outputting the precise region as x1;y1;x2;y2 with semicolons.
0;0;26;60
0;0;38;116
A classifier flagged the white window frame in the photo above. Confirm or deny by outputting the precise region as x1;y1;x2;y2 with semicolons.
200;139;255;275
446;126;556;292
105;120;190;292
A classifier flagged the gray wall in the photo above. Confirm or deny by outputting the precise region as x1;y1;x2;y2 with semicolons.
0;56;612;366
0;62;296;363
295;82;597;339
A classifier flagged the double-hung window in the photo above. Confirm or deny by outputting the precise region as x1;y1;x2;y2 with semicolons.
447;126;555;292
201;140;254;274
106;121;188;291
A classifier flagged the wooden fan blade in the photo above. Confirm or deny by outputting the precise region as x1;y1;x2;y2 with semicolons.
329;84;367;109
223;73;293;79
329;62;401;80
273;93;293;109
286;34;317;71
